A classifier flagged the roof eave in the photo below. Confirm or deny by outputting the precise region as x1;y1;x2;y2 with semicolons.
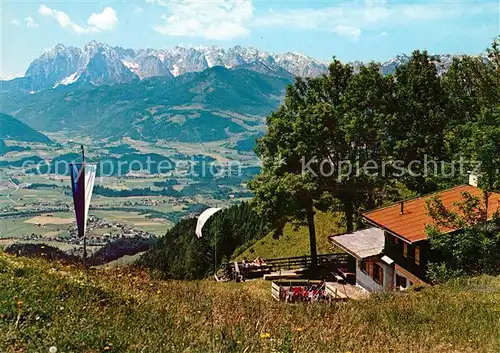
362;215;416;244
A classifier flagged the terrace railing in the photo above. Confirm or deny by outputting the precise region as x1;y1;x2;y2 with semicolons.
223;253;350;280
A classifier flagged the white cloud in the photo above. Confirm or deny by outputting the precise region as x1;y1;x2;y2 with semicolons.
133;5;144;13
378;31;388;37
38;5;117;34
333;25;361;41
87;7;118;30
25;16;39;29
253;7;343;29
39;5;96;34
11;19;21;26
151;0;254;40
253;1;495;37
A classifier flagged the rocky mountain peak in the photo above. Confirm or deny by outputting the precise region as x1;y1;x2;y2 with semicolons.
15;41;461;91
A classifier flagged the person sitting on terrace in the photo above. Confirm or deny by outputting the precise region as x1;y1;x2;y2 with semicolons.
242;258;249;279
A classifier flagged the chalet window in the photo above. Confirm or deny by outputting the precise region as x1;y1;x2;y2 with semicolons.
361;261;368;274
396;274;407;289
403;243;408;258
415;246;420;265
394;236;399;244
373;263;383;285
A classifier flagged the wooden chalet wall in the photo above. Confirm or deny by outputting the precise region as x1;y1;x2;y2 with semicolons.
383;231;429;280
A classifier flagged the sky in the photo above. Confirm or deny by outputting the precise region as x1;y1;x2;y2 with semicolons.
1;0;499;78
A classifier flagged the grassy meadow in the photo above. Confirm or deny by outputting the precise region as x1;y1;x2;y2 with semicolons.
0;251;499;353
236;212;345;261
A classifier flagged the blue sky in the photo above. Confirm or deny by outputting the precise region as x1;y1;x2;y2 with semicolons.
1;0;499;78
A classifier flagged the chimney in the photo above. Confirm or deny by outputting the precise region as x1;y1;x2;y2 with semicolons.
468;172;478;187
400;201;404;215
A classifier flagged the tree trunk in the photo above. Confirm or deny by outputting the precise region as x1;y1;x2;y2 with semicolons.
344;201;354;233
367;185;375;210
306;203;318;270
483;189;490;221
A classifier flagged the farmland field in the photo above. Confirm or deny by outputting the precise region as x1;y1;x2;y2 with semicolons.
0;134;259;254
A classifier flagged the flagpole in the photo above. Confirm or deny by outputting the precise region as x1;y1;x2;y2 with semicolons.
81;145;87;269
214;202;217;277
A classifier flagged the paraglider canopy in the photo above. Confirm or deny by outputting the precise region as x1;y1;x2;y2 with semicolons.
195;207;222;238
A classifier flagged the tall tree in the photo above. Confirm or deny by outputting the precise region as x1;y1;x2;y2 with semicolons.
388;51;450;193
251;59;394;268
250;75;329;268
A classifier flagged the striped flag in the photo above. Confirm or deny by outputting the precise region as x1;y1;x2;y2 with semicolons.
70;163;97;238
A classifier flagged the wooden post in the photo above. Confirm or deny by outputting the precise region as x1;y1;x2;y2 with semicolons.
83;236;87;268
81;145;87;269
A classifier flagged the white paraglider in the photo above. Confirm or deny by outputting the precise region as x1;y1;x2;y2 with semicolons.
195;207;222;238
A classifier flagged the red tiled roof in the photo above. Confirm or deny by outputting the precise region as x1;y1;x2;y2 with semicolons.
362;185;500;243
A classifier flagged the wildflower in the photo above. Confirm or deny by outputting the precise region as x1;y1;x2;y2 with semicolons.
296;327;303;332
104;346;110;351
260;333;271;339
49;346;58;353
17;301;23;308
236;340;242;344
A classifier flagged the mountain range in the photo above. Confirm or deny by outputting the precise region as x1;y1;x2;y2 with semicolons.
1;41;460;92
0;42;466;145
4;41;326;92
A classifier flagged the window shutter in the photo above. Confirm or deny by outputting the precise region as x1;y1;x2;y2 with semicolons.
415;246;420;265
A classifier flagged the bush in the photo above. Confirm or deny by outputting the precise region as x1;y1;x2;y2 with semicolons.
427;223;500;283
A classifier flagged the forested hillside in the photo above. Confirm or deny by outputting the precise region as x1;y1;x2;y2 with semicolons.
0;113;51;144
1;67;290;143
137;202;269;279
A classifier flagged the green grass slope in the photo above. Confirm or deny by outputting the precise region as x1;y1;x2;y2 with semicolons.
1;251;499;352
236;212;345;261
0;113;51;143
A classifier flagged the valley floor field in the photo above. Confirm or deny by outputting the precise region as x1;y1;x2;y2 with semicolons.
0;134;257;256
1;251;499;353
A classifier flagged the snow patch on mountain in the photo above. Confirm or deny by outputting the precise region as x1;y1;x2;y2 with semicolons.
60;72;80;85
122;60;140;75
